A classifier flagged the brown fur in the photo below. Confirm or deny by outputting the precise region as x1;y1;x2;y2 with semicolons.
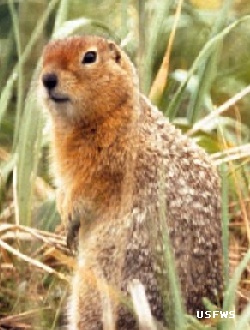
39;36;223;329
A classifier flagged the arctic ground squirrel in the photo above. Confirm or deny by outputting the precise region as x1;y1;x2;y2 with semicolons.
39;35;223;329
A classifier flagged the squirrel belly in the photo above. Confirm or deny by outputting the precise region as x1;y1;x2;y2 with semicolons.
39;35;223;329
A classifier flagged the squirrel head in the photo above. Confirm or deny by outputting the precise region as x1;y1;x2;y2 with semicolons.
39;36;138;126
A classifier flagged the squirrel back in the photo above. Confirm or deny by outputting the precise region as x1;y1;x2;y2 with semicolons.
39;35;223;329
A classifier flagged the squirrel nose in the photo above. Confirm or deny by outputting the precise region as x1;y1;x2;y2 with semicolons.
42;73;58;90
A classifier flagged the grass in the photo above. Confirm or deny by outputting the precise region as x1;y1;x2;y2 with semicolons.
0;0;250;329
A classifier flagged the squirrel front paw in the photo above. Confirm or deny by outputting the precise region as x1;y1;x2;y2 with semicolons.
66;205;96;250
66;212;80;251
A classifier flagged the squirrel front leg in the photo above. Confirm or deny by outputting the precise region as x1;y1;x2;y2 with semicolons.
66;206;96;250
56;189;80;249
56;190;96;249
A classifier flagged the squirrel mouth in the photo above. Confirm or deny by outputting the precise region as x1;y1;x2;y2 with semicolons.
49;91;70;103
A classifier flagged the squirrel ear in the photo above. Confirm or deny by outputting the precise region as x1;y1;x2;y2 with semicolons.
108;41;121;64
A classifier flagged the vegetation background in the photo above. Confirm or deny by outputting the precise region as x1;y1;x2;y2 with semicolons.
0;0;249;329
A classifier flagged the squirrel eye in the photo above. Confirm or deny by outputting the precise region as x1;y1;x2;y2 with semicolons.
82;51;97;64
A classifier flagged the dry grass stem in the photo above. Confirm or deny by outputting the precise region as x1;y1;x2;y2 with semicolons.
188;84;250;136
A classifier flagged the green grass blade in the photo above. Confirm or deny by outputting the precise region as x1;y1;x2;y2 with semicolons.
137;0;146;87
166;14;250;121
16;81;44;225
218;250;250;330
0;152;17;181
121;0;129;38
236;302;250;330
157;170;186;330
186;315;207;330
0;153;17;206
7;0;25;148
220;164;229;291
223;250;250;318
0;72;17;125
186;48;219;124
54;0;68;31
187;0;233;124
